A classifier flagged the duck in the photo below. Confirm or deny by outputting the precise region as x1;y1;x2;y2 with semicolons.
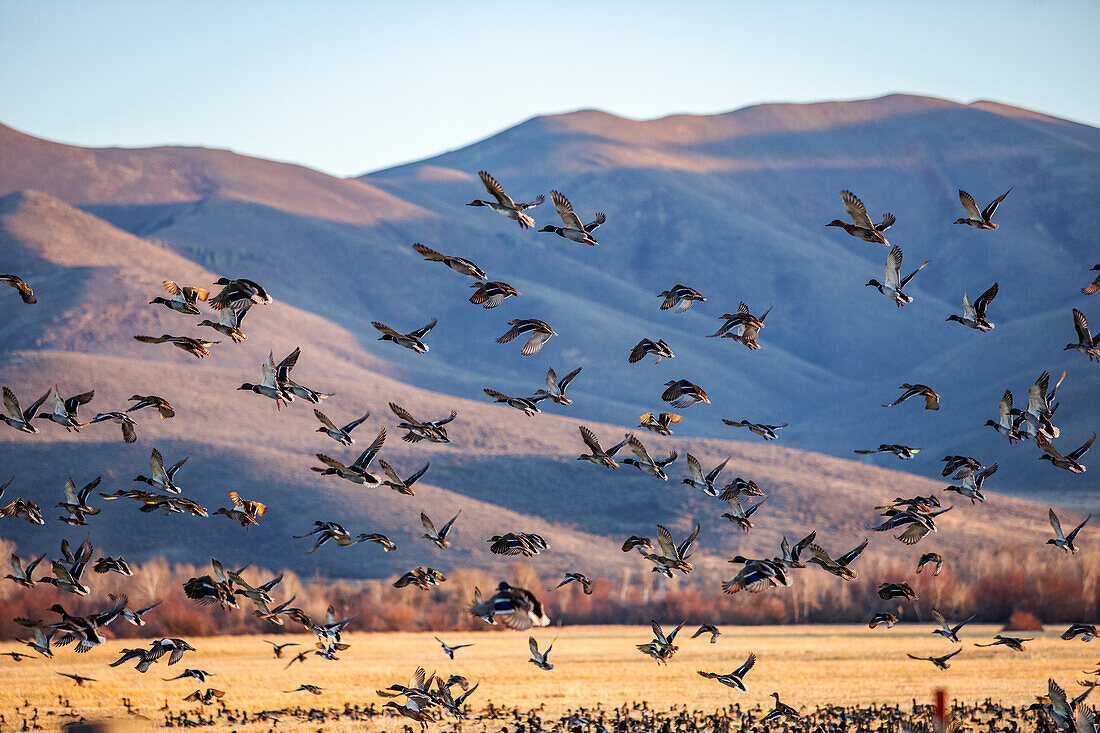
56;476;101;526
533;366;581;405
775;531;817;568
238;352;294;408
209;277;272;310
868;613;898;629
38;386;94;431
872;506;951;545
883;383;940;410
467;171;544;229
496;318;556;356
468;280;521;309
197;305;247;342
88;411;138;443
866;245;928;307
422;510;461;549
762;692;803;724
826;190;894;245
721;494;767;531
637;412;682;436
1013;370;1062;443
807;539;868;580
527;637;555;670
540;191;605;245
1;483;45;525
93;556;133;576
907;649;960;670
691;624;721;643
469;582;550;630
1065;309;1100;361
149;281;208;315
489;532;547;557
722;557;790;594
661;379;709;408
1;386;50;433
311;428;386;485
183;561;238;610
377;459;429;495
313;408;369;446
975;635;1031;652
721;476;765;498
213;491;267;531
854;444;921;460
629;338;675;364
916;552;943;576
945;463;998;503
985;390;1019;443
877;582;918;601
621;435;678;480
393;567;446;590
0;274;36;304
1047;508;1090;552
577;426;627;468
946;282;998;331
954;188;1011;229
722;418;787;441
389;402;457;444
5;552;45;588
658;284;706;313
1061;623;1098;642
709;303;770;349
641;524;699;576
931;609;974;642
637;620;685;664
183;689;225;706
554;572;593;595
483;388;546;416
1083;264;1100;295
372;318;436;354
697;653;756;691
1039;432;1095;474
163;669;215;683
682;455;730;496
275;348;331;403
435;638;474;660
411;243;485;279
126;394;174;419
134;448;188;494
133;334;218;358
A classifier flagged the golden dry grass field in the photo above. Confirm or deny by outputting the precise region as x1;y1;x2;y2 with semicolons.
1;624;1096;731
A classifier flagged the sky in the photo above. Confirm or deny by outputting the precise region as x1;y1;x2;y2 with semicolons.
2;1;1098;177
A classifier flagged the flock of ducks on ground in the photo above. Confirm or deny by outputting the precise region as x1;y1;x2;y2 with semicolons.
1;169;1098;729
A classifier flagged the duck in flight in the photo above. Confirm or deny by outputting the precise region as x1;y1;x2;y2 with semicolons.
412;243;485;279
576;426;627;469
1065;309;1100;362
373;318;436;354
826;190;894;245
722;419;787;441
946;282;998;331
540;191;605;245
866;245;928;307
658;284;706;313
134;334;217;358
467;171;544;229
883;383;940;411
0;274;36;304
149;281;209;315
1047;508;1090;553
629;338;675;364
496;319;556;356
469;280;521;309
637;412;682;436
954;187;1011;229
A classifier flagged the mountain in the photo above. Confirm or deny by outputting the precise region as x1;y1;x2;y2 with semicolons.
0;94;1095;580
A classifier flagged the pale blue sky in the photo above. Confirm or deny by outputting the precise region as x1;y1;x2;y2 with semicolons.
2;1;1097;177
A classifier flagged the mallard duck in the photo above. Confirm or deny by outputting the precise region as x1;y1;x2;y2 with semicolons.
483;388;546;415
533;366;581;405
134;334;218;358
2;386;50;433
198;305;247;342
698;653;756;691
622;535;653;553
6;551;45;588
93;556;133;576
1083;264;1100;295
467;171;544;229
576;426;627;468
422;510;460;549
808;539;868;580
954;188;1011;229
469;582;550;630
916;552;943;576
213;491;267;530
721;494;767;531
883;383;940;410
641;524;699;576
435;638;474;660
622;434;678;480
373;318;436;354
540;191;605;245
209;277;272;310
854;444;921;459
389;402;456;443
1013;371;1062;443
691;624;720;643
1047;508;1090;552
722;557;790;594
637;620;685;664
164;668;215;683
907;648;960;670
868;612;898;629
183;688;225;705
528;637;555;670
88;411;138;443
238;352;294;408
946;282;998;331
877;582;918;601
1061;623;1098;641
496;318;556;356
941;454;982;478
945;463;997;503
56;476;101;526
294;521;363;553
682;454;729;495
658;284;706;313
134;448;188;494
872;506;951;545
378;459;429;495
708;302;771;350
469;280;521;308
1065;309;1100;361
629;338;675;364
662;379;709;408
1;478;45;524
931;609;974;642
183;560;238;610
489;532;548;557
264;640;300;658
826;190;894;245
721;476;765;498
866;245;928;307
127;394;174;419
637;412;681;435
0;274;36;304
985;390;1019;443
314;408;369;445
412;243;485;279
775;531;816;568
57;672;97;687
762;692;803;724
1039;432;1095;474
149;281;209;315
975;635;1031;652
312;428;386;485
554;573;592;594
722;418;787;441
38;386;94;431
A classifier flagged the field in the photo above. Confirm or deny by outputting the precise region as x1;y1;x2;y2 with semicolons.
2;624;1095;731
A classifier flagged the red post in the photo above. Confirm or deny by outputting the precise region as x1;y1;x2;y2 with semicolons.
933;688;947;733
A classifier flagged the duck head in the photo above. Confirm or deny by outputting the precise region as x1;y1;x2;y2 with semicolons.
465;200;487;207
952;217;970;225
538;225;559;233
865;279;882;289
825;219;846;228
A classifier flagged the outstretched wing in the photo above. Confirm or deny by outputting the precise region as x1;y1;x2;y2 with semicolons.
958;189;982;220
841;190;874;229
550;190;585;230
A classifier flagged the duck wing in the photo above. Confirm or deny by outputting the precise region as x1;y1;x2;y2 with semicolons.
884;246;903;289
876;212;896;232
900;259;929;288
981;187;1011;221
731;652;756;679
837;539;869;566
1073;309;1093;344
409;318;437;338
1049;508;1066;540
584;213;606;233
1068;433;1096;461
579;426;603;454
550;190;585;231
557;366;581;392
313;410;339;431
973;282;998;315
478;171;516;208
958;189;982;220
841;190;874;229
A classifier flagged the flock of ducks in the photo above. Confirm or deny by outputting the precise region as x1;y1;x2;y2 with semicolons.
1;166;1098;729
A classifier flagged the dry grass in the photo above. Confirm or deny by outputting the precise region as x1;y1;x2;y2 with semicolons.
2;624;1095;731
